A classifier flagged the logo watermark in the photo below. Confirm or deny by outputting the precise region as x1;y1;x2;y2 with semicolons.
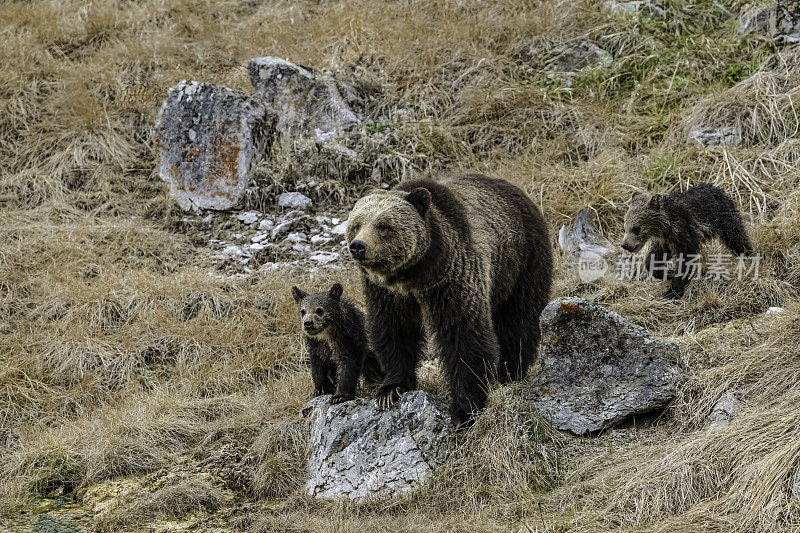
576;251;762;282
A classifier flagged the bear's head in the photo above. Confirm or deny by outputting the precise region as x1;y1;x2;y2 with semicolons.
345;188;432;280
291;283;344;337
621;191;665;252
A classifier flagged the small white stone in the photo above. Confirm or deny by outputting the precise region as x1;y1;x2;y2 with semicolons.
311;235;333;245
309;251;340;265
765;307;786;316
236;211;261;225
278;192;312;210
258;218;274;231
271;221;293;240
331;221;347;236
286;232;308;243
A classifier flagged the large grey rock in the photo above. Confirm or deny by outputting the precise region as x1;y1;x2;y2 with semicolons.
738;2;776;35
303;390;452;502
248;57;360;136
531;297;685;435
155;80;274;211
687;125;743;147
774;0;800;43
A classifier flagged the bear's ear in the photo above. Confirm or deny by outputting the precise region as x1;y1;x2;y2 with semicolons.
328;283;343;300
291;286;306;303
649;194;663;210
406;187;431;217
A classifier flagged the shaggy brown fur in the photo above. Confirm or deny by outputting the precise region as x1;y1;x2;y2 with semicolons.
291;284;384;403
346;173;553;426
621;183;754;298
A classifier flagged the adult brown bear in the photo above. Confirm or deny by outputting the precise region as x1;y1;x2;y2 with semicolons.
345;174;553;426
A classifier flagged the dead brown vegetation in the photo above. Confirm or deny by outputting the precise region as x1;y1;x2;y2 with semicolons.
0;0;799;531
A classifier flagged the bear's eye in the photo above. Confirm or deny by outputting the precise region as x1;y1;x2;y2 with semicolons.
632;226;641;235
300;309;306;316
315;307;324;316
376;223;391;233
352;223;361;232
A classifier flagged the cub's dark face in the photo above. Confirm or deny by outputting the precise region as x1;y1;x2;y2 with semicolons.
345;188;432;280
291;284;343;337
621;192;664;252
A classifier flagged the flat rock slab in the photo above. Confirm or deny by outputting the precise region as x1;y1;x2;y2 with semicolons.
531;297;685;435
303;390;452;502
155;80;274;211
248;57;360;136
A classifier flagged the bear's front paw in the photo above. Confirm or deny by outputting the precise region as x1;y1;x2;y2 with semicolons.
330;393;355;404
313;388;334;397
662;288;683;299
376;385;403;410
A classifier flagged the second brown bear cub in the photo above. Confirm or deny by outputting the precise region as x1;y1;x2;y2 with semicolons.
621;183;753;298
292;283;384;403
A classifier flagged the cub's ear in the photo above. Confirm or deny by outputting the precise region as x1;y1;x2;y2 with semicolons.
291;286;306;303
649;194;663;210
328;283;343;300
406;187;431;217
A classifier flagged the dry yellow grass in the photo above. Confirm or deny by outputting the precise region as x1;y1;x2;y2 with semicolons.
0;0;799;531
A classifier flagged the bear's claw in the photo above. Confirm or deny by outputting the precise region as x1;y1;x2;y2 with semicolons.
376;386;402;410
330;393;354;404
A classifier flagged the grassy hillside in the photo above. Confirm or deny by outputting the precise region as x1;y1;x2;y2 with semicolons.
1;0;799;531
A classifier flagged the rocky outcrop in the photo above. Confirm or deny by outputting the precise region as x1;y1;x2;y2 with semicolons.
775;0;800;43
155;80;274;211
303;390;452;502
530;298;685;435
248;57;360;137
736;1;799;43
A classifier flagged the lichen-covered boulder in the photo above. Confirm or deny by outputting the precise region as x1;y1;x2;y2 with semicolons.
155;80;274;211
303;390;452;502
530;297;685;435
775;0;800;43
248;57;360;136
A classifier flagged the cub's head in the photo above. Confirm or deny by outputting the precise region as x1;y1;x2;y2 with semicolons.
291;283;344;337
345;187;432;278
621;191;665;252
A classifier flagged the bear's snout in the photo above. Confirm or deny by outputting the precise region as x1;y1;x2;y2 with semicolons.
303;320;314;330
349;240;367;260
621;241;634;252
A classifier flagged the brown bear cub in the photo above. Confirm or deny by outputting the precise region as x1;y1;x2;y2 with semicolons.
621;183;754;299
291;283;384;403
346;173;553;427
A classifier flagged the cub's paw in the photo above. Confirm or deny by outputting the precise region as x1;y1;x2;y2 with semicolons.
313;388;334;397
662;288;683;300
376;385;404;410
330;393;355;404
